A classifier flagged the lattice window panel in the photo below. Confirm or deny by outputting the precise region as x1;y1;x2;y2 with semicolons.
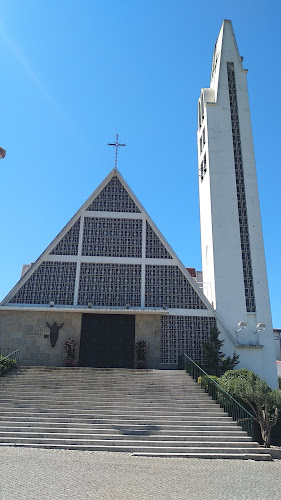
145;265;207;309
86;176;141;213
9;262;76;305
78;263;141;307
50;218;81;255
161;315;216;364
146;222;172;259
227;62;256;313
82;217;142;257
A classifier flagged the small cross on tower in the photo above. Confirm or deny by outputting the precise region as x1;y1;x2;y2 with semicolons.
107;133;126;169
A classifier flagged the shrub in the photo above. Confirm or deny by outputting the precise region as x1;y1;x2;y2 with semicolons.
64;338;78;367
135;341;147;368
203;326;239;376
220;369;281;447
0;356;17;376
198;374;220;390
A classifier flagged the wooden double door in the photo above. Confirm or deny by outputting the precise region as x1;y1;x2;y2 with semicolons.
79;314;135;368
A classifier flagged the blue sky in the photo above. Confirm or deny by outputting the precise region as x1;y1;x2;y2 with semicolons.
0;1;280;327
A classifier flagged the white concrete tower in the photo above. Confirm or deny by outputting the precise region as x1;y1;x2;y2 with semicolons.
197;20;277;386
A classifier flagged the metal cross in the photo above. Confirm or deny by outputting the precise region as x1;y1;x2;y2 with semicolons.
107;133;126;169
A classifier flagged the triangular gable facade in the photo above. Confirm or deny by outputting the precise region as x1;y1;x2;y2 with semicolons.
1;168;211;312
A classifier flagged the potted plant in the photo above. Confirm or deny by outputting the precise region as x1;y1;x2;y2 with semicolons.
64;338;78;367
135;340;147;369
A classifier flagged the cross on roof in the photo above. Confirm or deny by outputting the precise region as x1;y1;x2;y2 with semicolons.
107;133;126;169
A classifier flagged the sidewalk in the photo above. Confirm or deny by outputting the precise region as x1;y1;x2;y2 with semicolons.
0;446;280;500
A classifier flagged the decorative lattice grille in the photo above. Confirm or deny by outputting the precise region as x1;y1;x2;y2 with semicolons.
145;265;207;309
161;315;216;364
78;263;141;306
146;222;172;259
227;62;256;312
82;217;142;257
50;219;81;255
86;176;141;213
9;262;76;305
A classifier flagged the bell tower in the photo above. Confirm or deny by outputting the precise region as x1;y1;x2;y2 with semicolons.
197;20;277;385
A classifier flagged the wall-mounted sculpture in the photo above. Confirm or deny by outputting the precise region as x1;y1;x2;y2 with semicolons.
46;322;64;347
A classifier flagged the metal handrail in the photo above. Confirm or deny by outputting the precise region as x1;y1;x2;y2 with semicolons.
179;353;253;437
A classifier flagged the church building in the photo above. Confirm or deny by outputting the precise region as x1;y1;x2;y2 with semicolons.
0;20;278;388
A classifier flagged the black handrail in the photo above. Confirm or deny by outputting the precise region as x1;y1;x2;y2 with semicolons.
179;353;253;437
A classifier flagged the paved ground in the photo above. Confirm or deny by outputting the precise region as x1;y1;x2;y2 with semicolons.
0;447;280;500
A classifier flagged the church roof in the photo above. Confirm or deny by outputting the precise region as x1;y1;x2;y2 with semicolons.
1;168;212;313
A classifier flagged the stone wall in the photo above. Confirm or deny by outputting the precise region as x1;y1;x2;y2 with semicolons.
0;310;82;366
0;310;162;369
135;314;161;369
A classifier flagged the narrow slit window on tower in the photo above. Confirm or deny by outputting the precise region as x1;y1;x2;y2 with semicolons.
201;94;204;120
200;154;207;182
227;60;256;313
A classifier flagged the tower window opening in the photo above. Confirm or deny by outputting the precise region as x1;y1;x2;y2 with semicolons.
227;60;256;313
200;154;207;182
201;94;204;121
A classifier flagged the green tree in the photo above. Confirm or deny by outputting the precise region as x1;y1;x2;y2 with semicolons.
221;369;281;448
203;326;239;376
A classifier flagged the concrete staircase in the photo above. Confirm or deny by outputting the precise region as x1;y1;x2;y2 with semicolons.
0;367;272;460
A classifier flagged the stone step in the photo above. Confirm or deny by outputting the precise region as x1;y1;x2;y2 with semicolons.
0;416;239;428
0;435;259;448
9;368;185;375
1;380;195;387
1;368;186;376
0;441;269;458
0;429;248;442
0;383;202;389
1;372;191;378
0;397;217;408
1;376;193;381
0;387;205;395
131;452;272;461
0;367;263;460
0;402;215;410
0;431;254;443
0;409;233;421
1;374;192;379
2;378;192;382
0;383;205;390
1;372;190;379
0;376;198;384
0;379;198;384
0;392;211;401
0;421;245;432
0;405;226;417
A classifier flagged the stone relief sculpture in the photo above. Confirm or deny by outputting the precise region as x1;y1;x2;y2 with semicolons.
46;322;64;347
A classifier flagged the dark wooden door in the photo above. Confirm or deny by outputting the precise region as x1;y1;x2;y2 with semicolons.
79;314;135;368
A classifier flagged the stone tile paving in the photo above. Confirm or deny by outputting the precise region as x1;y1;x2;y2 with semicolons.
0;447;280;500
